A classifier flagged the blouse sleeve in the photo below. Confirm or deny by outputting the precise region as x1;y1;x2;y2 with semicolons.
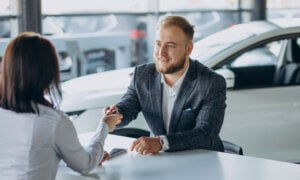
54;116;108;175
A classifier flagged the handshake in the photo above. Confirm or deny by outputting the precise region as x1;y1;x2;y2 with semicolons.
102;106;123;132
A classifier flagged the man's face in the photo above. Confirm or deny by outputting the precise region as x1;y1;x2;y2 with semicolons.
154;25;193;74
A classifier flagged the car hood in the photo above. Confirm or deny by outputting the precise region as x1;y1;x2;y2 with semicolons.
60;64;230;112
61;67;134;111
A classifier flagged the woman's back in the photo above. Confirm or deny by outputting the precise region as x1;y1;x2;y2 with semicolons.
0;32;120;180
0;104;69;180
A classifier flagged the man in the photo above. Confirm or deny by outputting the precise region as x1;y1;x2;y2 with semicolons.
107;15;226;155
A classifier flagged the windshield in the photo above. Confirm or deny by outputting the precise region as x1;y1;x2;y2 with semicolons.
190;22;278;63
43;15;117;35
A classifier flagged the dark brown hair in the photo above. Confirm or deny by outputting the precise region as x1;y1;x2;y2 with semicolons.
157;15;195;41
0;32;61;113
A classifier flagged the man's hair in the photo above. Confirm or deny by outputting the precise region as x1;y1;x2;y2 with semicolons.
157;15;195;41
0;32;61;113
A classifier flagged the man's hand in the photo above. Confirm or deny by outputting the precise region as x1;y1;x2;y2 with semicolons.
104;105;123;122
102;106;123;132
130;137;162;155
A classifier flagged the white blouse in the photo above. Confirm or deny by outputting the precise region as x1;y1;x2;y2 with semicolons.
0;104;108;180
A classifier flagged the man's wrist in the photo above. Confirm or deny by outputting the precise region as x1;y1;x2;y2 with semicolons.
158;135;170;151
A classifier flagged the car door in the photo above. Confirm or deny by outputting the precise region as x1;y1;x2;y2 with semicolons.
227;45;277;89
220;37;300;163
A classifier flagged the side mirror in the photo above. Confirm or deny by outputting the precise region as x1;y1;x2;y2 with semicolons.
215;68;235;89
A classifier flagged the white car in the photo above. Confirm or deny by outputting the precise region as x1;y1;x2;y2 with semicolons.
61;18;300;163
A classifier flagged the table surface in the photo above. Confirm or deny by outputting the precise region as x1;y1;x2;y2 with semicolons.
57;132;300;180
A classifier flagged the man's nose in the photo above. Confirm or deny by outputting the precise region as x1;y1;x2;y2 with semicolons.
158;45;167;56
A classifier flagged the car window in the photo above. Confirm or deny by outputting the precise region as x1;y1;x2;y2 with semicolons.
223;38;300;89
190;22;278;63
176;11;238;41
0;20;10;38
230;41;282;67
61;15;117;34
43;15;117;35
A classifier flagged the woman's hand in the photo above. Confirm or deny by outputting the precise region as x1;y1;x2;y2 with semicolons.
102;106;123;132
102;114;118;132
98;151;110;166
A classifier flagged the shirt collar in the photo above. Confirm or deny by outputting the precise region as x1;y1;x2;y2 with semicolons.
161;63;189;91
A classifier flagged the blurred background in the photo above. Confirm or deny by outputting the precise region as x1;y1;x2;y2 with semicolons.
1;0;300;163
0;0;299;81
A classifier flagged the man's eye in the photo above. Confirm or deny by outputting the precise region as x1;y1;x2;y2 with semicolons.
168;44;176;48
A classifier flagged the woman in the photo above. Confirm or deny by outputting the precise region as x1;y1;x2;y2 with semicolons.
0;32;120;179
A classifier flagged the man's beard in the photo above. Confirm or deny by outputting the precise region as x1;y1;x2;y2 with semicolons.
155;56;187;74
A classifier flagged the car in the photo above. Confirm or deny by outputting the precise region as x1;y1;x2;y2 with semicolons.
0;15;119;76
0;12;146;77
61;18;300;163
177;11;238;41
268;8;300;19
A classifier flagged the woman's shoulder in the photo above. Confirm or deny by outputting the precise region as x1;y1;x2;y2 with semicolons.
36;104;70;124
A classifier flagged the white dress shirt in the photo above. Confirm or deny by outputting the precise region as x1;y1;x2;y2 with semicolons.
0;104;108;180
160;65;189;150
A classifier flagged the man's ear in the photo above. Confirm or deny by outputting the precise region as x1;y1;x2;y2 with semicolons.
187;42;193;55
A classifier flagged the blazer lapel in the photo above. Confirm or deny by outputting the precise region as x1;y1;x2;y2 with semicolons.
168;60;197;134
149;70;166;135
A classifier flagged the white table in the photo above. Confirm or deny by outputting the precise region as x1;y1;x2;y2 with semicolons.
57;133;300;180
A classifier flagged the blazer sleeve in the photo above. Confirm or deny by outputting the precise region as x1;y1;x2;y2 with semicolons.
166;74;226;152
116;67;142;127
